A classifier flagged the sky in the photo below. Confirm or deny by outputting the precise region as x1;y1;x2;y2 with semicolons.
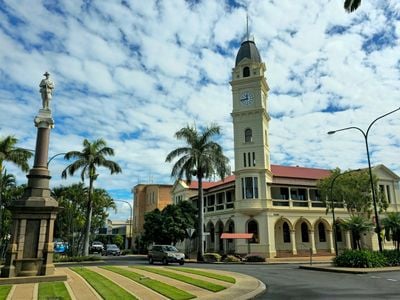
0;0;399;221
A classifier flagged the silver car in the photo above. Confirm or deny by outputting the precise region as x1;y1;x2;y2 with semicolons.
148;245;185;265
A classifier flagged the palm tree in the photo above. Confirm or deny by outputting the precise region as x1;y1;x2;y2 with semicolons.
165;124;230;261
0;171;16;242
344;0;361;12
382;212;400;251
62;138;122;256
0;136;32;242
340;215;373;250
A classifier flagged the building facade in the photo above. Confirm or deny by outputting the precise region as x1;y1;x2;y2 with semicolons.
171;38;400;258
131;184;173;243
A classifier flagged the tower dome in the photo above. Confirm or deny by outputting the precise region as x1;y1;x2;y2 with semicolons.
235;40;261;66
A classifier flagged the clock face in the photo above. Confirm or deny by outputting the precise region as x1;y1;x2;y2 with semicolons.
240;92;254;105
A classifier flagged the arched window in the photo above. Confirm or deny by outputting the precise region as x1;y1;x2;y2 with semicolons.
318;222;326;242
248;220;259;243
301;222;309;243
283;222;290;243
243;66;250;77
336;223;343;242
245;128;252;143
209;223;215;243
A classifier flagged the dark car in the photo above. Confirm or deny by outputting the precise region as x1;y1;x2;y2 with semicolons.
148;245;185;265
90;241;104;254
103;244;121;256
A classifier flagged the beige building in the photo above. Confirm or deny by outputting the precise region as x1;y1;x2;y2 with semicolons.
171;38;400;258
131;184;173;242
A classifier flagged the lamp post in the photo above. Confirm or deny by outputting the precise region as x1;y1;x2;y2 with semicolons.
328;107;400;252
329;169;361;256
114;199;133;249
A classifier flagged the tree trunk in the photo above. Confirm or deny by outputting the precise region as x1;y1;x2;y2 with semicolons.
197;176;204;261
83;178;94;256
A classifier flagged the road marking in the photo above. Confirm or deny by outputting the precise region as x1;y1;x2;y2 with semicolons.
387;279;397;282
370;276;381;279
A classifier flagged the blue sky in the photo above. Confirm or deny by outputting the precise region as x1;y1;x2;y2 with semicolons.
0;0;399;220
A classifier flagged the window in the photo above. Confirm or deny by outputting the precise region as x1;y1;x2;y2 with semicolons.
243;153;246;167
283;222;290;243
301;222;309;243
248;152;251;167
336;224;343;242
241;177;258;199
309;189;321;201
291;188;308;200
386;185;392;203
252;152;256;166
243;66;250;77
271;187;289;200
247;220;259;243
318;223;326;242
245;128;252;143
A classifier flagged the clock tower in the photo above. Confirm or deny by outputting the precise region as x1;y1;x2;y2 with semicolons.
230;38;272;208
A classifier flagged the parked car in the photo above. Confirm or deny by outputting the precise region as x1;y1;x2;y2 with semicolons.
90;241;104;254
148;245;185;265
103;244;121;256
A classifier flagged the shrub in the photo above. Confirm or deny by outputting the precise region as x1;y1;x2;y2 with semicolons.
223;255;241;262
203;253;221;262
245;255;265;262
333;250;387;268
54;255;102;263
382;250;400;266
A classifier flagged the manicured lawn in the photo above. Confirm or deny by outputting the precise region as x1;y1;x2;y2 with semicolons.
167;267;236;283
38;281;71;300
103;266;195;300
71;267;137;299
0;285;11;300
134;266;226;292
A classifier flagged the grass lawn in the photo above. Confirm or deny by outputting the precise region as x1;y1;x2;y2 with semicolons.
103;266;195;300
71;267;137;300
167;267;236;283
38;281;71;300
134;266;226;292
0;285;11;300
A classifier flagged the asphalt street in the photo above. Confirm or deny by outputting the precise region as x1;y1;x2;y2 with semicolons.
58;256;400;299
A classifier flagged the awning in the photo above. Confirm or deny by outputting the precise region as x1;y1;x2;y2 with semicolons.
220;233;253;239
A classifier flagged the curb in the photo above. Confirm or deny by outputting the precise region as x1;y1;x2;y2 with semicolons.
299;264;400;274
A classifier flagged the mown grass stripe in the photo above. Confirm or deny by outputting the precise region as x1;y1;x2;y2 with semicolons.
133;266;226;292
167;267;236;283
38;281;71;300
0;285;12;300
102;266;195;300
71;267;137;299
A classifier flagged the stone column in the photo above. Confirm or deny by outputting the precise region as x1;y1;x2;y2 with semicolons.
327;229;335;254
345;231;352;249
290;230;297;255
309;230;317;254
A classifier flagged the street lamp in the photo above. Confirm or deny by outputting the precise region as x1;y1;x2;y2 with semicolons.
329;169;361;256
328;107;400;252
114;199;133;249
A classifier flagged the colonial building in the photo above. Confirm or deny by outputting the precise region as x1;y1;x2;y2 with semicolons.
131;184;173;243
171;37;400;258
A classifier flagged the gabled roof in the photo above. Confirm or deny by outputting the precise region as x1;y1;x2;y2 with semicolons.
271;164;331;180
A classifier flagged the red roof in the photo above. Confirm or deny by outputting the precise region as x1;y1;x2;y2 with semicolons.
220;233;253;239
271;164;331;180
184;165;330;190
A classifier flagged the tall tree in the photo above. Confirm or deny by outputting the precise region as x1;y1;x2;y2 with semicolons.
61;138;121;256
0;136;32;242
317;168;387;217
0;171;16;241
165;124;230;260
382;212;400;251
344;0;361;12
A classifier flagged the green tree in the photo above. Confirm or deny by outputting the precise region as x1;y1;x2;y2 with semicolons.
61;138;122;256
112;234;124;249
340;215;373;250
143;209;166;245
317;168;387;217
0;136;32;241
344;0;361;12
165;124;229;260
382;212;400;251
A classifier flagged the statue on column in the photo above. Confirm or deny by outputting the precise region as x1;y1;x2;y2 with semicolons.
39;72;55;110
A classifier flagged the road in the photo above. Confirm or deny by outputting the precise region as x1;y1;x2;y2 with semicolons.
58;256;400;299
